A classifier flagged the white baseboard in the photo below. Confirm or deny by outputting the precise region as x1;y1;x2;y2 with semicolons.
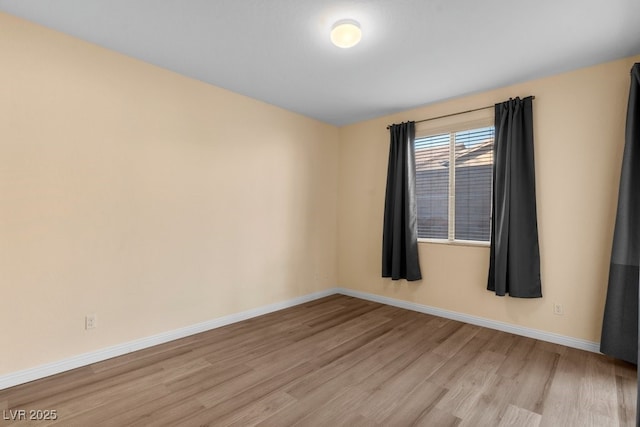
336;288;600;354
1;285;600;391
0;288;338;391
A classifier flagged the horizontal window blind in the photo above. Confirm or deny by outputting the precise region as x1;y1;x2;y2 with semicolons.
415;133;450;239
415;125;494;242
454;126;494;241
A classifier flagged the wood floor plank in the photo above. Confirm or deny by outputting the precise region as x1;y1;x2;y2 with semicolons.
100;364;252;426
291;386;371;427
357;350;447;420
212;390;297;427
432;323;481;358
378;379;449;426
507;347;559;414
334;413;382;427
496;335;537;379
44;382;172;427
435;350;505;418
414;406;462;426
284;311;425;398
175;363;316;426
615;358;638;380
616;374;637;427
539;347;591;427
244;304;394;369
3;363;164;414
259;316;432;425
198;312;427;421
189;308;400;414
427;336;494;388
498;404;542;427
578;351;621;424
457;374;519;427
99;388;205;427
0;295;635;427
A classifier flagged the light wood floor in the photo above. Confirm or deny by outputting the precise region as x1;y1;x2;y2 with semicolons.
0;295;636;426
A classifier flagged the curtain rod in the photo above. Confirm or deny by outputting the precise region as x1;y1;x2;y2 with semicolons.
386;96;535;129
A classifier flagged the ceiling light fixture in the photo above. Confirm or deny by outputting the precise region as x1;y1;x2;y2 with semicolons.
330;19;362;48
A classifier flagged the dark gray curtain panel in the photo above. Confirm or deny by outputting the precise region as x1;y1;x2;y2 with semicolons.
600;63;640;366
382;122;422;281
488;97;542;297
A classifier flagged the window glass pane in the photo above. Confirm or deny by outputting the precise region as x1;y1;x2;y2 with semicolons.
454;126;494;241
415;133;450;239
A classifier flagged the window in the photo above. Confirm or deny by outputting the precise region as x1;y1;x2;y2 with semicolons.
415;123;494;243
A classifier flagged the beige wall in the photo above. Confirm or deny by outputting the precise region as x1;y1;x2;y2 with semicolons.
0;13;339;375
338;55;640;344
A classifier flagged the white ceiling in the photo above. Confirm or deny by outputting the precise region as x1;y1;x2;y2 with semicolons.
1;0;639;126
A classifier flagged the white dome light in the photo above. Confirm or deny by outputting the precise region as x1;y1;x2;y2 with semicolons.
330;20;362;49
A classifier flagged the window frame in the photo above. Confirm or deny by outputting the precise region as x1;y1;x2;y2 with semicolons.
414;114;494;247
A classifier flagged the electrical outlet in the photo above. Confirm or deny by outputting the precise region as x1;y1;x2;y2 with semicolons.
85;314;97;330
553;303;564;316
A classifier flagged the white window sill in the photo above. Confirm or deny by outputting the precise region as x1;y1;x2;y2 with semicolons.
418;238;490;248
